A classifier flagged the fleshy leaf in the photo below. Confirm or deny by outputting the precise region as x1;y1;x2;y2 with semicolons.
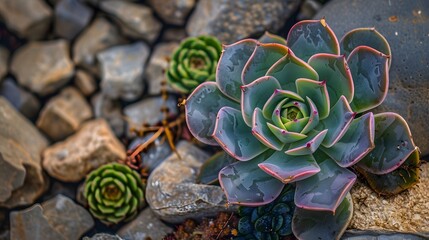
241;76;281;126
258;151;320;184
213;107;268;161
301;97;319;134
295;78;330;119
340;28;391;67
357;112;416;174
356;148;420;196
308;54;354;105
286;130;328;156
262;89;304;119
258;32;287;45
197;151;237;185
321;112;375;168
267;122;307;144
242;43;288;85
294;151;356;212
266;49;319;92
219;150;285;206
292;193;353;240
318;96;355;148
186;82;240;145
217;39;257;101
286;19;340;62
347;46;389;113
252;108;285;151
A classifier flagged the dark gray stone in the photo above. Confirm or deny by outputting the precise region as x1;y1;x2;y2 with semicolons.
187;0;301;44
148;0;196;25
83;234;123;240
129;133;172;171
98;42;149;101
91;93;125;137
342;230;428;240
0;78;40;119
315;0;429;155
118;208;173;240
0;47;9;80
146;141;237;223
54;0;94;40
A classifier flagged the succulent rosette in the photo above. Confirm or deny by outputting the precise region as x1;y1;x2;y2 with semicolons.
166;35;222;94
84;163;145;225
185;20;419;239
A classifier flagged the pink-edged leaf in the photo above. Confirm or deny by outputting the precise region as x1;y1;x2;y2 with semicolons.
286;19;340;62
242;43;288;85
284;117;309;133
286;130;328;156
347;46;389;113
308;54;354;106
267;122;307;143
219;150;285;206
266;49;319;92
241;76;281;126
294;151;356;212
216;39;257;102
295;78;330;119
258;151;320;184
262;89;304;119
357;112;416;174
252;108;285;151
258;31;287;45
271;98;288;128
213;107;268;161
186;82;240;145
321;112;375;168
301;97;320;134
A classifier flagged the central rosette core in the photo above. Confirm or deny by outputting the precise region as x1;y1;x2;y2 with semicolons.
275;100;310;133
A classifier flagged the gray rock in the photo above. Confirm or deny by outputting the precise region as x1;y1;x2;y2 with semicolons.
145;42;179;95
91;93;125;137
100;0;162;43
129;133;172;171
73;17;125;72
98;42;149;101
297;0;322;20
37;87;93;141
0;0;52;40
43;119;126;182
315;0;429;155
146;141;237;223
11;40;74;96
118;208;173;240
148;0;195;25
0;47;9;80
10;195;94;240
0;78;41;119
187;0;301;43
162;28;188;42
74;69;97;96
54;0;94;40
83;233;123;240
0;97;49;208
342;230;428;240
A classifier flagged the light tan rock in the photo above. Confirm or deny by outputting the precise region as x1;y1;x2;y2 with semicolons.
43;119;126;182
37;87;93;141
74;70;97;96
350;162;429;233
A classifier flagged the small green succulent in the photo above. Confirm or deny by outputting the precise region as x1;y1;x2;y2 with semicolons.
84;163;145;224
185;19;419;239
235;185;295;240
166;35;222;94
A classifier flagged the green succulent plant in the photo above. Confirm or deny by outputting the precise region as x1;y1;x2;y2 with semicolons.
185;20;419;239
235;185;295;240
84;163;145;225
166;35;222;94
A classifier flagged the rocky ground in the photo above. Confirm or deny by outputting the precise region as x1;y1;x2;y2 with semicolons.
0;0;428;239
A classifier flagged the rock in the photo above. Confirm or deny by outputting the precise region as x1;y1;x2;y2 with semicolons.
0;97;48;208
118;208;173;240
129;133;172;171
146;141;237;223
54;0;94;40
342;230;428;240
297;0;323;20
73;17;125;71
11;40;74;96
10;194;94;240
0;78;41;119
100;0;162;43
186;0;301;43
37;87;93;141
145;42;179;95
148;0;196;25
91;93;125;137
98;42;149;101
315;0;429;155
83;233;123;240
43;119;126;182
162;28;188;42
349;163;429;234
74;69;97;96
0;47;9;80
0;0;52;40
